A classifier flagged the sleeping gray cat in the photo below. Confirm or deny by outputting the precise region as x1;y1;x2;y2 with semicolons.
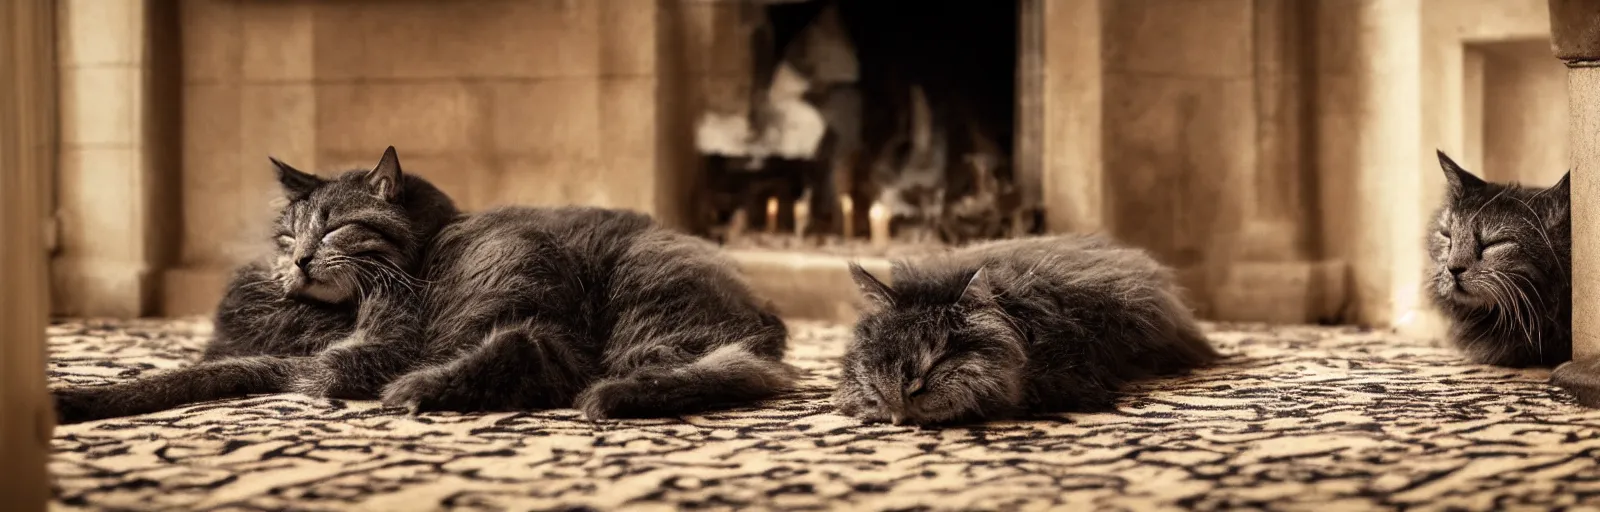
53;146;797;423
53;147;459;424
835;235;1219;425
1427;151;1570;368
380;204;797;418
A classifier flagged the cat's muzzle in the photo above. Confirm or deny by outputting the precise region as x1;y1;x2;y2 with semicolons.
286;269;346;304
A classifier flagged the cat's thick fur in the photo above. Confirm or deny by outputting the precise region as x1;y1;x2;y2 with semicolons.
52;148;798;424
52;147;459;424
380;205;797;419
1427;151;1571;368
835;235;1219;425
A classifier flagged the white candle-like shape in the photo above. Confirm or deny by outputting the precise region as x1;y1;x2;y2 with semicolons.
840;195;854;239
794;199;810;237
727;209;748;244
868;201;890;251
766;197;779;234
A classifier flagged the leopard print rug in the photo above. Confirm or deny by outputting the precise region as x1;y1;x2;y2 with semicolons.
46;318;1600;511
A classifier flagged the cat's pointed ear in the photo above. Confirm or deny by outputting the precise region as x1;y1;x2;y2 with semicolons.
1542;170;1572;226
1438;150;1485;198
367;146;403;203
270;156;322;201
957;267;994;306
1551;170;1571;197
848;262;895;308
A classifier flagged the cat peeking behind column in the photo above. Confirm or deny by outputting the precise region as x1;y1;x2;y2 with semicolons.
1427;150;1571;368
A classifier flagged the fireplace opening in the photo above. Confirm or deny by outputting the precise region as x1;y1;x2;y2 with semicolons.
693;0;1033;255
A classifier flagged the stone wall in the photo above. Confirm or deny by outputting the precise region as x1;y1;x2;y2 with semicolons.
1099;0;1320;320
162;0;704;315
1476;41;1569;186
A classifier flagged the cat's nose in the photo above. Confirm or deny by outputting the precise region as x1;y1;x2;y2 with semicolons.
1448;266;1468;277
295;254;313;270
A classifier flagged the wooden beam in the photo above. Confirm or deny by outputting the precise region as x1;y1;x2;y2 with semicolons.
0;0;58;508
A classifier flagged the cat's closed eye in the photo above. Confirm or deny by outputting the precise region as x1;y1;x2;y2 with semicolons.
906;378;927;398
862;391;883;408
1482;238;1514;251
274;234;294;248
320;223;368;243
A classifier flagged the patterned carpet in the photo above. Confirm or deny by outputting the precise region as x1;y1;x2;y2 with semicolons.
45;318;1600;511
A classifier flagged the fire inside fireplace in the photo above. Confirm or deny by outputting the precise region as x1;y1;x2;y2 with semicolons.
694;0;1034;253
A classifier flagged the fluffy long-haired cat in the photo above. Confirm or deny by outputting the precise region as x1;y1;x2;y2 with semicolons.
834;235;1219;425
53;148;798;423
52;147;459;424
1427;151;1570;368
379;205;797;419
376;204;800;419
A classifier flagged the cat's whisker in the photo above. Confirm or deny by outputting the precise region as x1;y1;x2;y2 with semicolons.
1480;275;1513;338
1502;271;1545;307
1487;272;1538;353
1512;276;1544;355
1505;273;1542;347
1494;275;1526;343
1509;198;1568;283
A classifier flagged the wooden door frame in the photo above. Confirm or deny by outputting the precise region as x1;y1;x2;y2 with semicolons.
0;0;57;509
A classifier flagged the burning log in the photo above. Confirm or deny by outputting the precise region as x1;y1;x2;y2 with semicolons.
696;0;1030;248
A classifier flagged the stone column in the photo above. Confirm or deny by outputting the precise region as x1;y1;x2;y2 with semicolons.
0;0;57;507
1313;0;1425;327
1548;0;1600;406
52;0;181;317
1209;0;1346;324
1037;0;1105;235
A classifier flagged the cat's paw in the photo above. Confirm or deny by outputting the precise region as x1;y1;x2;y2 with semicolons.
299;348;381;399
52;386;106;425
379;368;469;414
573;377;643;420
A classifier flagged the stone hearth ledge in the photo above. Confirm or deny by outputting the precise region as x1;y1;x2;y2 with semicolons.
728;249;890;325
161;251;895;325
163;251;1349;326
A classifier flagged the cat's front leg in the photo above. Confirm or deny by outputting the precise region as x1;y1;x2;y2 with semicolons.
54;356;305;424
297;294;424;399
380;322;594;413
297;341;418;399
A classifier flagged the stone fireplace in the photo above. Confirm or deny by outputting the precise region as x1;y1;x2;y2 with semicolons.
43;0;1569;332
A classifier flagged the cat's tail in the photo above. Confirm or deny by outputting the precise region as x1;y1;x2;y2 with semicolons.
1162;323;1222;373
1182;324;1221;361
52;356;308;424
573;343;801;420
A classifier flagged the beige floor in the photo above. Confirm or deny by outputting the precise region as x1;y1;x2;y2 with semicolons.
46;318;1600;511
